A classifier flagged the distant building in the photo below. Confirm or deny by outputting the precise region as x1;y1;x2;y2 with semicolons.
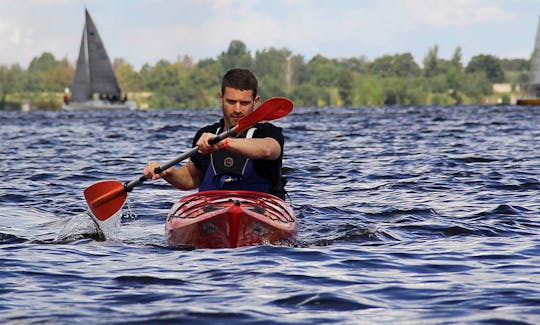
492;83;512;94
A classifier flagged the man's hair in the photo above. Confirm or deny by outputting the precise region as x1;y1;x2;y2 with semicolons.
221;68;258;98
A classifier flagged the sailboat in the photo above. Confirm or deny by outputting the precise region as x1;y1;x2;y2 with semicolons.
63;9;136;110
517;15;540;106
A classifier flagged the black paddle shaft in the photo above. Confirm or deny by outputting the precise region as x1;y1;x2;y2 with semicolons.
123;128;238;192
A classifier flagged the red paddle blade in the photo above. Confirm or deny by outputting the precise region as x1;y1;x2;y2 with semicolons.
236;97;293;133
83;180;127;221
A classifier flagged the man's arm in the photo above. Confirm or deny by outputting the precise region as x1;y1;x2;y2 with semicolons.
196;134;281;161
143;160;202;190
223;137;281;160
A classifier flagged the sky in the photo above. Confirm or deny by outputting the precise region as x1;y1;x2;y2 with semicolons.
1;0;539;70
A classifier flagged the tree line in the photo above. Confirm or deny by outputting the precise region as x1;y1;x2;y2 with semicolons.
0;40;531;109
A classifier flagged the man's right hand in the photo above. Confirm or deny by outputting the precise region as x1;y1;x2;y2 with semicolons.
144;161;167;180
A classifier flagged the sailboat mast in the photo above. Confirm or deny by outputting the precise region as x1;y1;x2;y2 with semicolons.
70;11;92;102
82;21;91;99
529;15;540;95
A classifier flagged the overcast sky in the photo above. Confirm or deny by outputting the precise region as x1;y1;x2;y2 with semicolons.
1;0;539;69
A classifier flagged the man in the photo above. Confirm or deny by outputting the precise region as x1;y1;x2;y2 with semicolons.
143;68;287;198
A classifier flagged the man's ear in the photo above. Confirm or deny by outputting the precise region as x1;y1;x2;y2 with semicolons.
218;92;223;104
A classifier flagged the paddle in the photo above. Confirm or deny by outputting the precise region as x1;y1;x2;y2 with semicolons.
83;97;294;221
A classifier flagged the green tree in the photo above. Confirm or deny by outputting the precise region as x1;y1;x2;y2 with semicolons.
140;59;192;108
423;45;439;78
465;54;506;83
25;52;68;91
28;52;58;72
189;62;223;107
41;57;73;92
218;40;253;71
253;47;291;88
337;56;368;73
368;55;394;78
369;53;420;78
0;64;24;106
196;58;225;90
288;54;309;85
114;58;143;92
140;60;178;90
307;55;341;88
450;47;463;70
392;53;421;78
354;75;384;106
259;75;288;99
337;69;354;106
462;72;492;101
382;77;401;105
499;58;529;71
290;83;321;107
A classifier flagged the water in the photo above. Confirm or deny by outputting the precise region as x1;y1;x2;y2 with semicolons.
1;105;540;324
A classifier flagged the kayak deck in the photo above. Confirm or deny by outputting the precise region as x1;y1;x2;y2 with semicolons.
166;190;297;249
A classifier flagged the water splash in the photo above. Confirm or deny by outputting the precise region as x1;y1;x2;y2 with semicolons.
55;210;121;242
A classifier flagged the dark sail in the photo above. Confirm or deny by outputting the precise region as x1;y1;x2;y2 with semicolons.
85;10;121;97
71;31;91;102
529;15;540;89
70;9;121;102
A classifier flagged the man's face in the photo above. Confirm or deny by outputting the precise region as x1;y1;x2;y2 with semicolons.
219;87;260;129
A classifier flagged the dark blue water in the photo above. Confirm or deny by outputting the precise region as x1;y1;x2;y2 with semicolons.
2;105;540;324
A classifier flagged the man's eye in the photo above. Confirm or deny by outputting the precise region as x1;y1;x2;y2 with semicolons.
226;100;252;106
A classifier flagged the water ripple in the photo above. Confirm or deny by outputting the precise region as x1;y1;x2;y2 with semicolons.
2;106;540;323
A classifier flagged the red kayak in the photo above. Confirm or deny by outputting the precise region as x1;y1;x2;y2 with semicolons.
166;190;297;249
